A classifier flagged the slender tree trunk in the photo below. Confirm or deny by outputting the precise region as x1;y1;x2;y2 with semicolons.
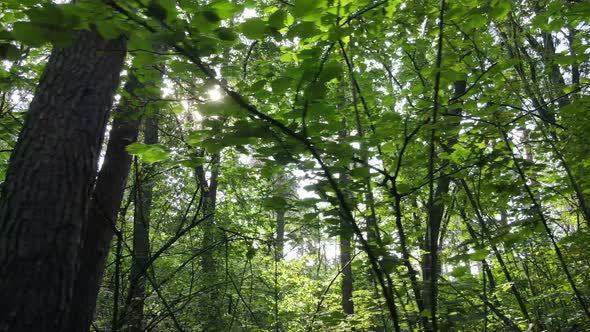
274;174;287;262
394;193;425;327
276;211;285;260
273;173;288;331
195;152;222;331
500;130;590;321
340;217;354;316
537;28;590;225
127;114;159;332
336;79;354;316
459;180;532;323
500;21;590;226
0;29;126;332
112;207;126;332
345;37;382;260
568;28;580;88
274;209;284;331
339;149;354;315
422;80;465;331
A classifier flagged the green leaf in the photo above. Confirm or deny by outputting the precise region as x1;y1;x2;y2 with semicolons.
287;21;319;40
469;249;490;261
273;151;296;165
271;77;293;94
0;29;13;41
193;35;219;56
350;166;370;179
0;43;20;60
201;10;221;23
463;12;486;30
124;142;145;153
12;22;50;47
208;1;244;19
95;19;123;40
10;3;79;47
128;32;152;51
126;143;170;164
450;265;470;278
201;138;224;153
231;121;273;139
177;157;206;168
240;18;268;39
26;3;65;26
200;99;243;117
268;10;287;29
293;0;318;18
490;1;510;20
187;130;211;146
304;81;326;100
219;134;254;147
420;309;432;318
263;196;288;212
12;17;75;48
172;105;183;114
499;282;514;292
146;0;168;20
215;27;237;41
318;61;342;82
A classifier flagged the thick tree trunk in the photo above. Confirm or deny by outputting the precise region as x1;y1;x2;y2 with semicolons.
0;29;126;332
127;115;159;332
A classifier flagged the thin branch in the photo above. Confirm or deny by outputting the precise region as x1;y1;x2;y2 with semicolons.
307;252;360;331
242;40;259;80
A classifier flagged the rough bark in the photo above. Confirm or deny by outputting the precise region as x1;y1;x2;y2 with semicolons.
0;29;126;332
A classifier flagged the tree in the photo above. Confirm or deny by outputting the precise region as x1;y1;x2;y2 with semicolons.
125;115;158;332
0;26;127;331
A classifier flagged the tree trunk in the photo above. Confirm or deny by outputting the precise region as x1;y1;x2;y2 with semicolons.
127;114;159;332
0;29;126;332
68;48;167;330
460;180;532;324
422;80;466;331
273;173;288;331
195;152;222;331
338;120;354;316
276;211;285;261
340;218;354;315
